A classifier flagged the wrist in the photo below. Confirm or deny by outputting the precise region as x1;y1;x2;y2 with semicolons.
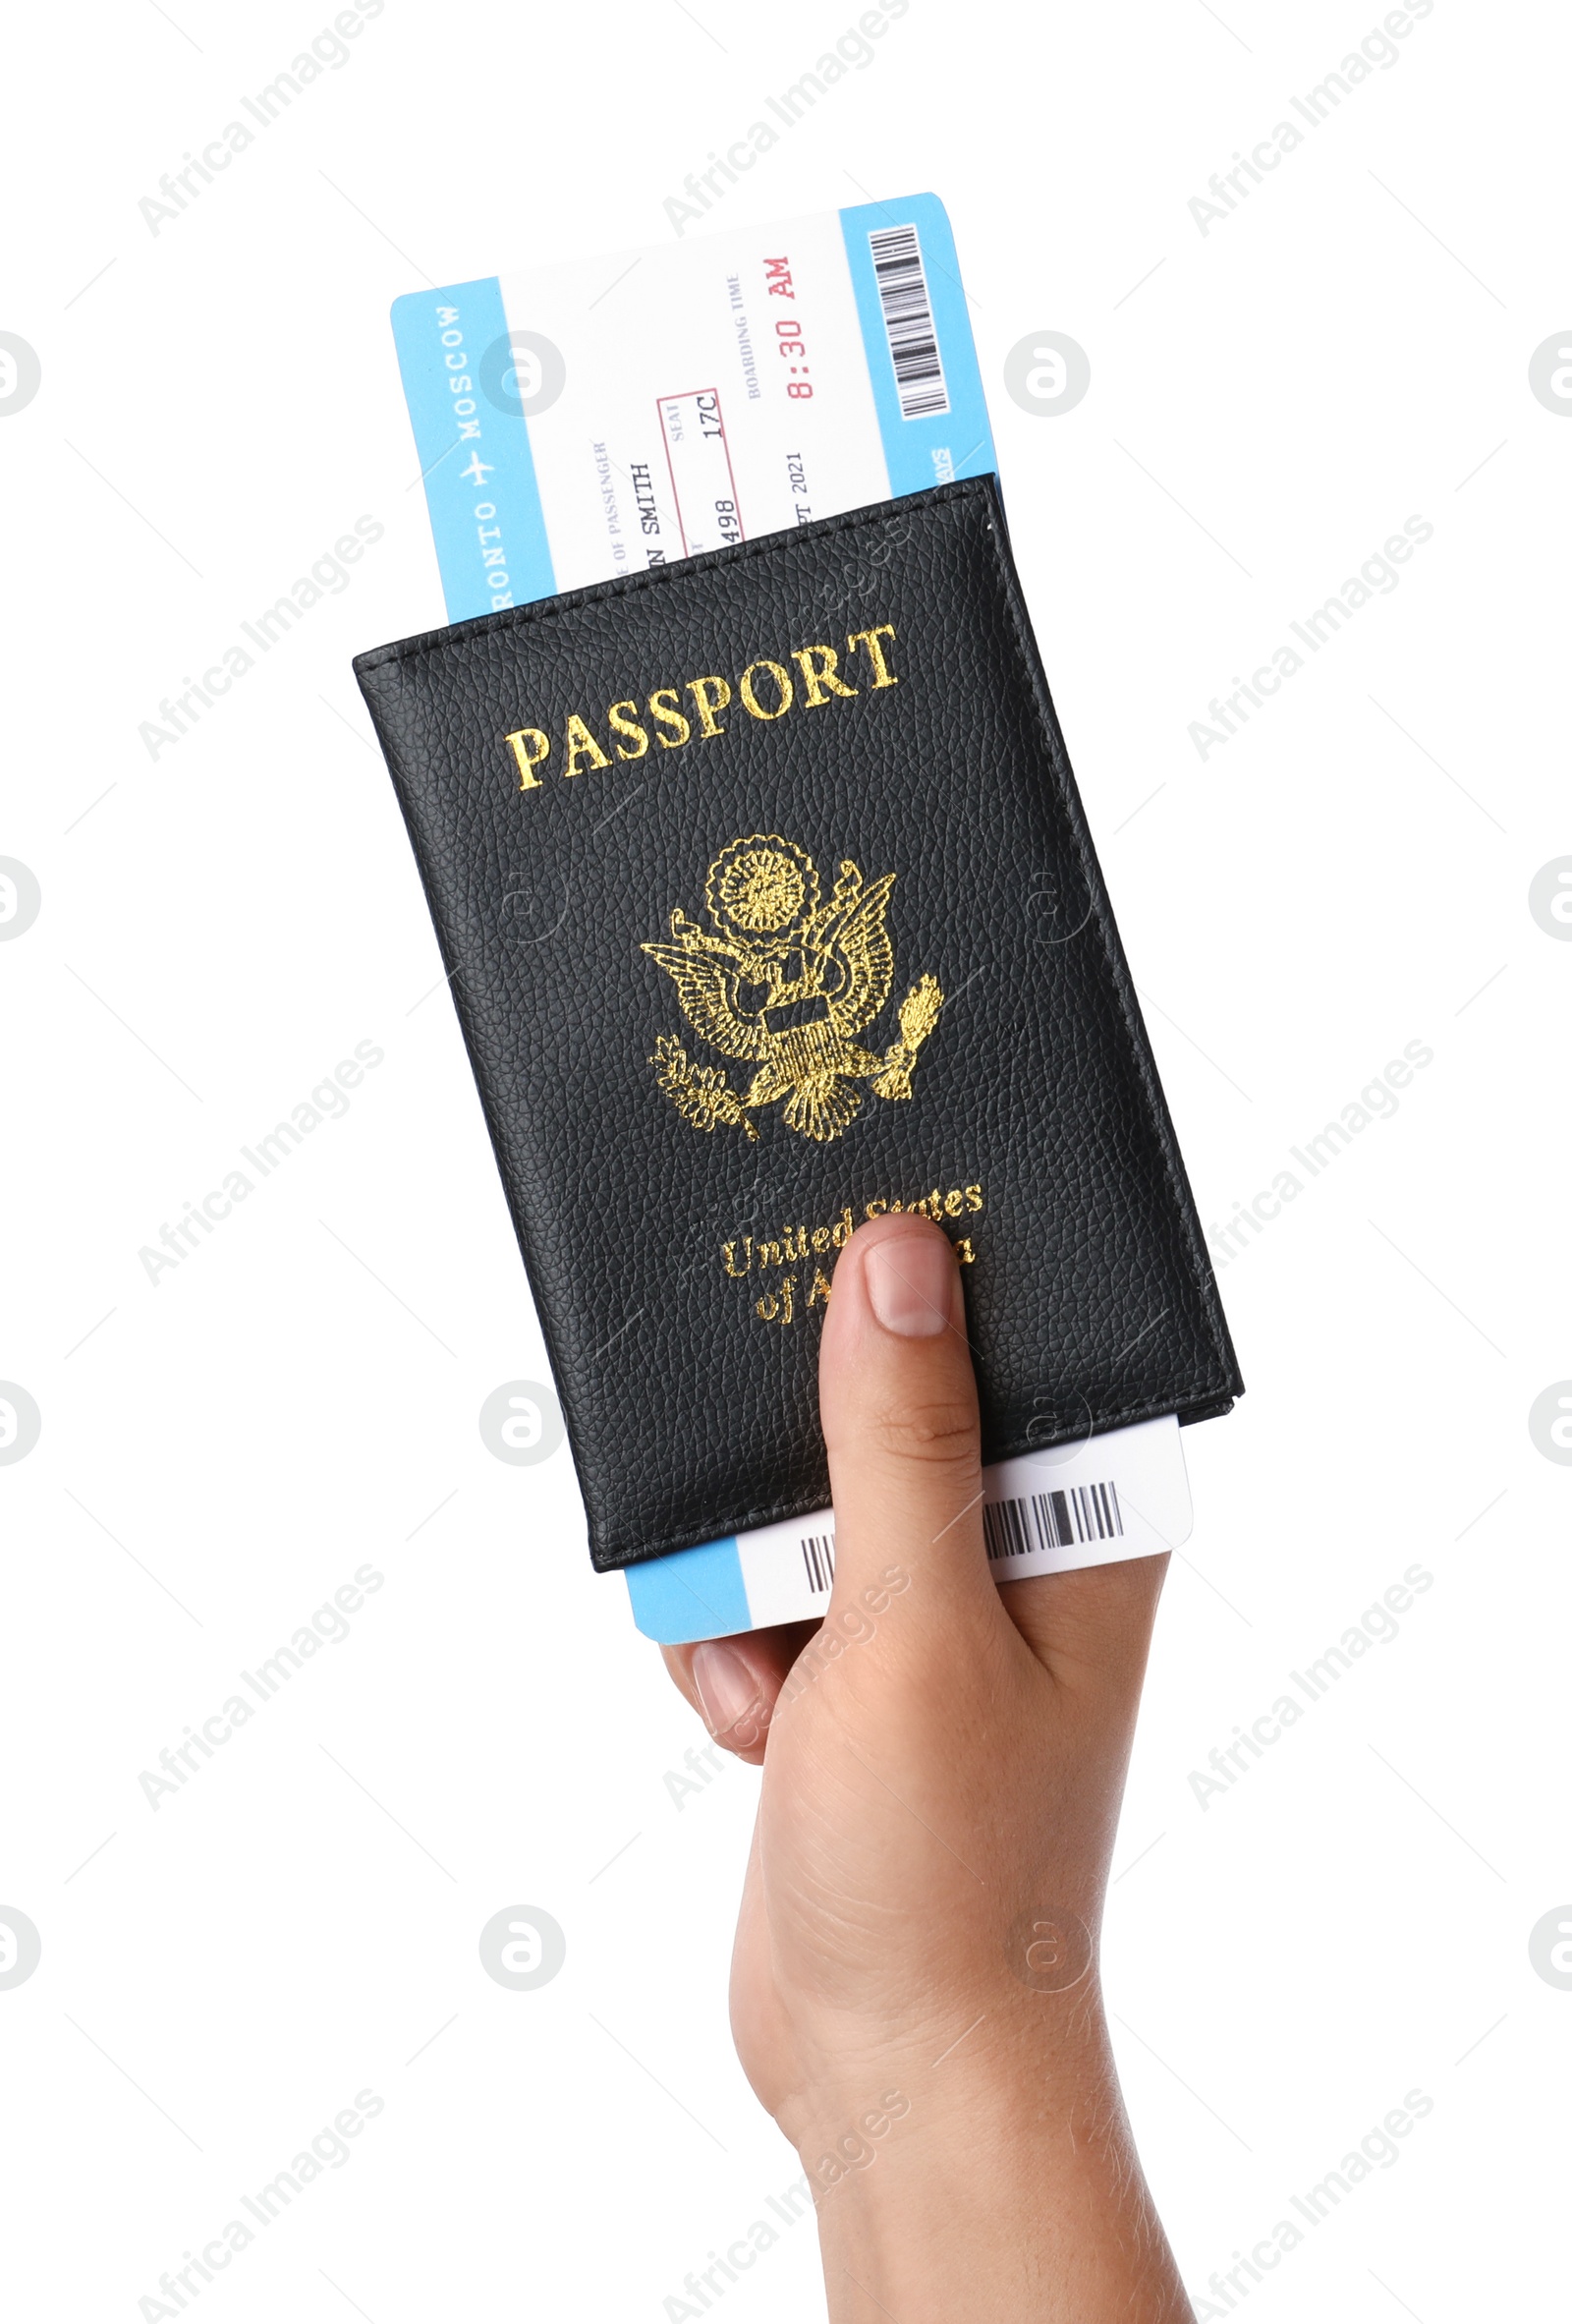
784;1981;1101;2173
776;1905;1113;2178
786;1997;1191;2323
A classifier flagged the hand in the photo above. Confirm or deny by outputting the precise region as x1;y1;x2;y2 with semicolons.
661;1211;1192;2321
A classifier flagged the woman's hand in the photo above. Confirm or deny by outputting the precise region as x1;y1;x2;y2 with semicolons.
661;1211;1192;2321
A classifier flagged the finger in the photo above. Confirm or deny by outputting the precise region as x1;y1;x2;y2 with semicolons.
817;1213;997;1635
659;1621;820;1764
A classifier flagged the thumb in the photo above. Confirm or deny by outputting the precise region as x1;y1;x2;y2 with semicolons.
817;1213;998;1635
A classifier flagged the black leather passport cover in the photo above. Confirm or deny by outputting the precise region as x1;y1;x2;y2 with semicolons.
355;478;1241;1571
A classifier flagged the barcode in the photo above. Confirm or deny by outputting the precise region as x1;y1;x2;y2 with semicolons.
867;225;950;420
982;1482;1124;1561
800;1533;836;1594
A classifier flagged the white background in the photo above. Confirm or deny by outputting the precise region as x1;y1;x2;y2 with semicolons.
3;2;1566;2317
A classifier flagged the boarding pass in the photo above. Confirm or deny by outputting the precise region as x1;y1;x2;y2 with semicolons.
391;193;995;622
625;1418;1194;1645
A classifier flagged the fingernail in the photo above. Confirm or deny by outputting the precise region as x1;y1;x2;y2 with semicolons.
692;1641;758;1736
865;1231;955;1337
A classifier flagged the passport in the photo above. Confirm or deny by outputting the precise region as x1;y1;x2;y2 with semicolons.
354;478;1243;1572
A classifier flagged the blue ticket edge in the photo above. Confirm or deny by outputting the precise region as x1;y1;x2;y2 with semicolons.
837;192;995;498
391;274;556;625
390;193;995;625
625;1536;752;1646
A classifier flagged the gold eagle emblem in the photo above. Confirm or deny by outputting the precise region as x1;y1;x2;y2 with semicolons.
642;835;944;1144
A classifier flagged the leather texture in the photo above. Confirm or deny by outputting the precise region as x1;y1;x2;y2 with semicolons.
355;478;1242;1571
